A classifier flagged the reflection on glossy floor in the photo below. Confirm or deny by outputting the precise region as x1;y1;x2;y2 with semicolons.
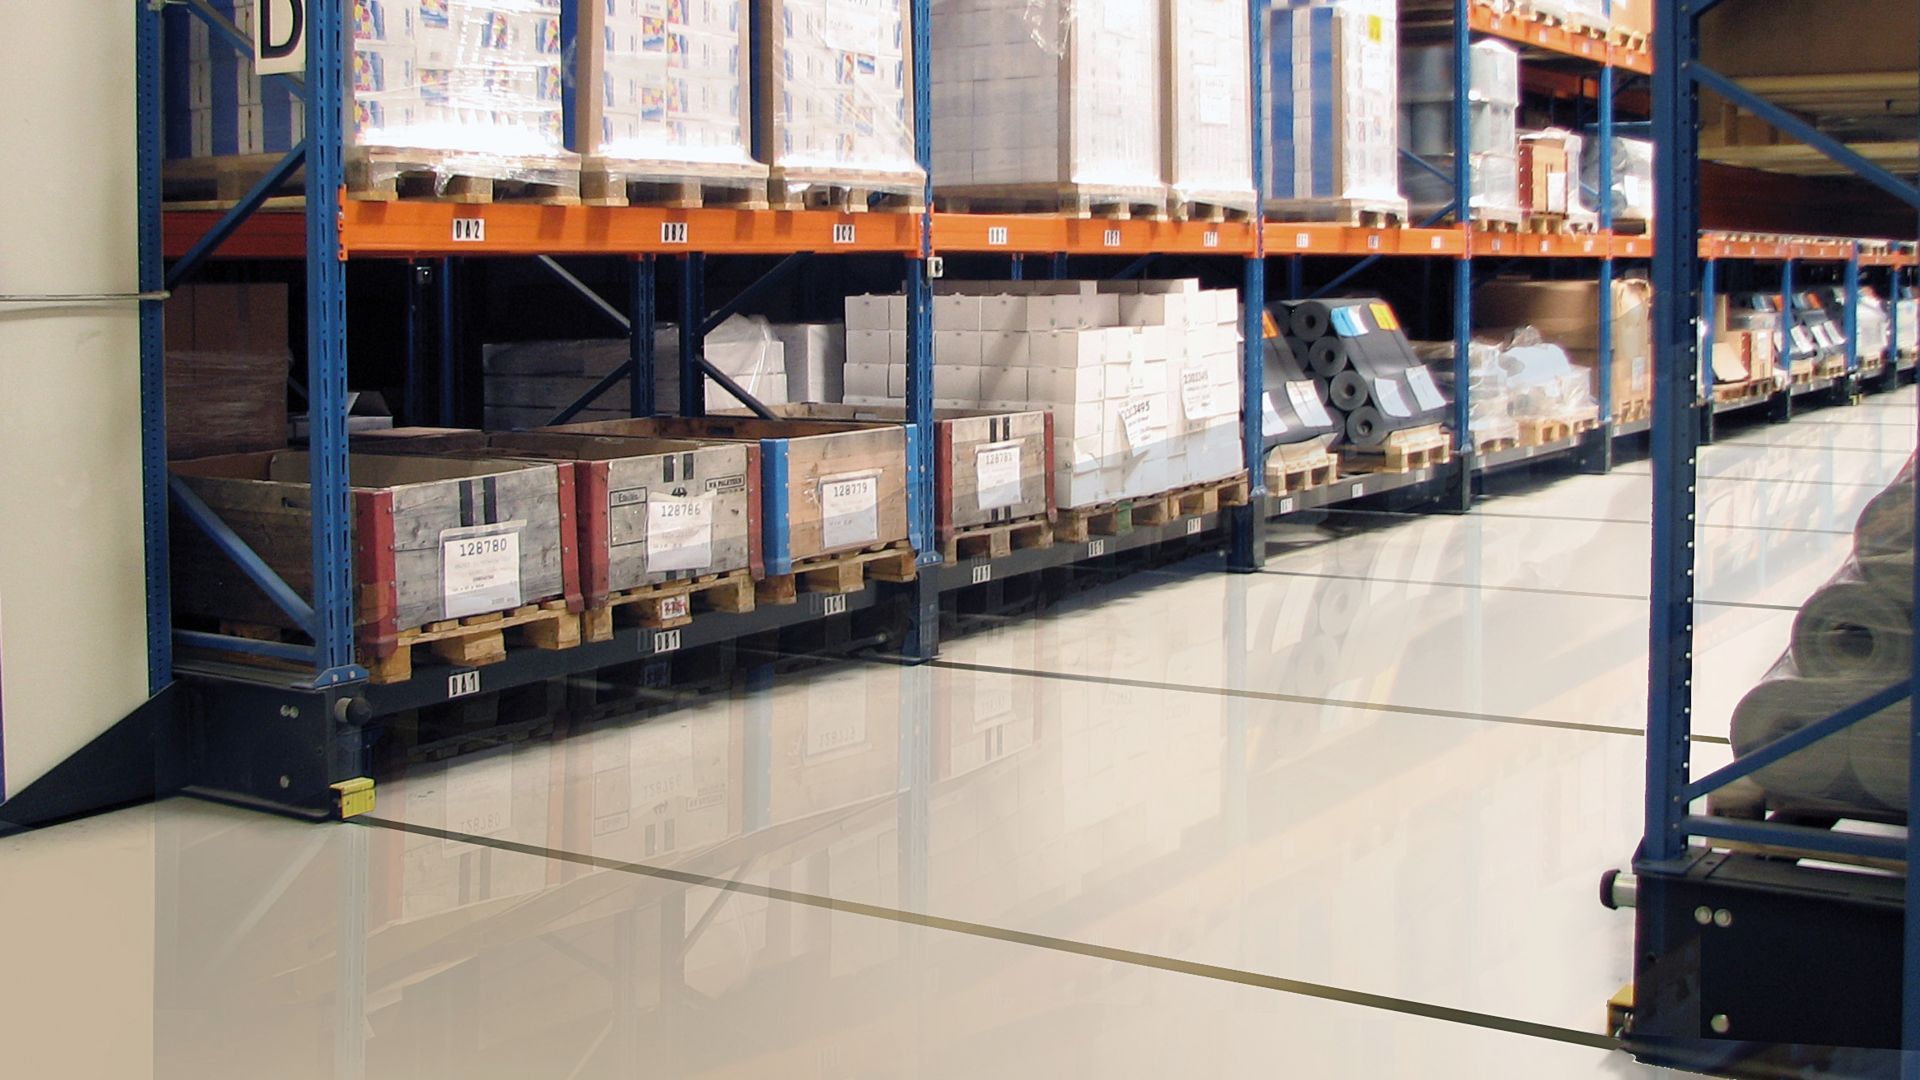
3;391;1912;1078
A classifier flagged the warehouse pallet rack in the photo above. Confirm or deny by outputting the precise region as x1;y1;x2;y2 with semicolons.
1;0;1908;834
1596;0;1920;1071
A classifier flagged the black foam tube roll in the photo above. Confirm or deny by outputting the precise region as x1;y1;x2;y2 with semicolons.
1328;370;1371;412
1268;334;1315;383
1346;406;1391;447
1286;299;1367;342
1309;337;1352;378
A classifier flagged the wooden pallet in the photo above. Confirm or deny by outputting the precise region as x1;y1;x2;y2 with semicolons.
347;151;581;205
757;541;918;604
163;153;307;206
1265;452;1340;496
1817;356;1849;379
1521;213;1600;235
1054;501;1136;544
1611;217;1652;236
1607;27;1648;51
366;601;582;685
939;184;1168;221
579;162;771;209
1470;209;1526;232
1517;415;1602;446
768;178;925;214
1476;435;1521;454
941;517;1055;563
1265;197;1409;228
581;569;756;643
1714;379;1775;405
1167;197;1258;224
1615;398;1652;425
1341;425;1453;474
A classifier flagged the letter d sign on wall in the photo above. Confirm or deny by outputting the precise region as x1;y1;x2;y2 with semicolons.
256;0;306;75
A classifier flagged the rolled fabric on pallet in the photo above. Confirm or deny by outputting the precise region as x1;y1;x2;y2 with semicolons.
1729;667;1874;812
1789;570;1912;681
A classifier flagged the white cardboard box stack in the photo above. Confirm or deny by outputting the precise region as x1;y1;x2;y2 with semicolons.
928;0;1164;198
842;280;1244;508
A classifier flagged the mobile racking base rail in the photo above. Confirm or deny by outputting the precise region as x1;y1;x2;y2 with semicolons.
1597;0;1920;1071
1;0;1912;837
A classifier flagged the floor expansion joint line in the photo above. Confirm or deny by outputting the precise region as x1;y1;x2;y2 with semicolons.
1252;567;1801;612
922;659;1731;745
349;815;1623;1055
1319;506;1855;538
1607;469;1893;489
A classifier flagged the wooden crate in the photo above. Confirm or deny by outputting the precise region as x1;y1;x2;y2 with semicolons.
723;404;1056;553
355;430;762;607
171;450;582;665
546;416;910;574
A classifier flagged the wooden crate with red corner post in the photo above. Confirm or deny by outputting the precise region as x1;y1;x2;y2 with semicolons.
354;429;763;642
716;404;1056;563
169;451;584;685
545;415;916;602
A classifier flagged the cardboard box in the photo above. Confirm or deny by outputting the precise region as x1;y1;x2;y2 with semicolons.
772;322;847;403
165;283;292;460
1474;277;1654;413
1519;135;1571;215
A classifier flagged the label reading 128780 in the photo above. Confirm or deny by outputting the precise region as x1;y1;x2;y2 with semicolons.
441;524;523;619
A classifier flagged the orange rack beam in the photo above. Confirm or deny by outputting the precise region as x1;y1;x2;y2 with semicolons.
930;214;1254;256
1263;223;1467;257
1469;229;1617;259
1467;3;1652;75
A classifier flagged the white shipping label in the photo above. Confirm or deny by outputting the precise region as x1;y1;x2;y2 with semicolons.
440;523;523;619
1286;380;1333;428
1633;355;1649;391
1118;397;1157;453
1196;75;1233;125
1373;378;1413;418
820;474;880;550
975;443;1023;510
1262;393;1289;437
1180;368;1217;421
1546;170;1568;213
645;493;715;573
1404;365;1447;412
1791;326;1815;354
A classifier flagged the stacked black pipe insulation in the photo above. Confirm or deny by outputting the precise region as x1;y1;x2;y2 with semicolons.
1728;459;1914;819
1275;298;1450;448
1259;321;1342;451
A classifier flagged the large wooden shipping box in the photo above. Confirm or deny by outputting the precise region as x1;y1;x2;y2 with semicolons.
164;283;290;459
544;416;912;573
725;404;1054;544
350;429;762;604
1472;278;1655;417
171;452;581;659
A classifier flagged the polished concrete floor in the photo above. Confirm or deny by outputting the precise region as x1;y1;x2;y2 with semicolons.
3;389;1912;1078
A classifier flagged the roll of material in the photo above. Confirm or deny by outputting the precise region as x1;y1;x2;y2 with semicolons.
1287;300;1345;342
1266;333;1316;383
1848;704;1912;812
1309;336;1353;378
1328;369;1371;412
1854;472;1915;597
1729;672;1868;810
1346;407;1392;448
1790;577;1912;680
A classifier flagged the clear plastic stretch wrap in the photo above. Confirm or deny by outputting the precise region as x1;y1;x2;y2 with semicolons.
349;0;577;184
930;0;1165;201
1400;39;1519;216
1727;460;1916;819
1581;135;1654;223
164;0;304;160
1857;287;1892;362
1492;329;1601;425
1163;0;1256;212
564;0;767;188
1415;340;1519;446
1900;297;1919;355
1264;0;1403;211
758;0;924;196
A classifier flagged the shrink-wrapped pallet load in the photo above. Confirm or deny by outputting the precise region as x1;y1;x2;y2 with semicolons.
757;0;925;208
930;0;1166;215
1400;39;1520;223
1162;0;1256;219
1263;0;1404;222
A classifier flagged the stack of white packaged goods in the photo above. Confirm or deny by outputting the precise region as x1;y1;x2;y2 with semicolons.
842;280;1244;508
1560;0;1612;34
566;0;768;202
350;0;577;190
929;0;1165;211
758;0;925;205
1164;0;1257;217
1263;0;1404;218
480;314;826;429
1401;39;1521;220
164;0;303;162
1900;295;1919;357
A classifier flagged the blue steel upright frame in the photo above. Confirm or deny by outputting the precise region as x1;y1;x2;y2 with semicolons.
1228;0;1268;572
1629;0;1920;1063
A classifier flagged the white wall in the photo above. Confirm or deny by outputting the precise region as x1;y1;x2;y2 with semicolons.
0;4;152;797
